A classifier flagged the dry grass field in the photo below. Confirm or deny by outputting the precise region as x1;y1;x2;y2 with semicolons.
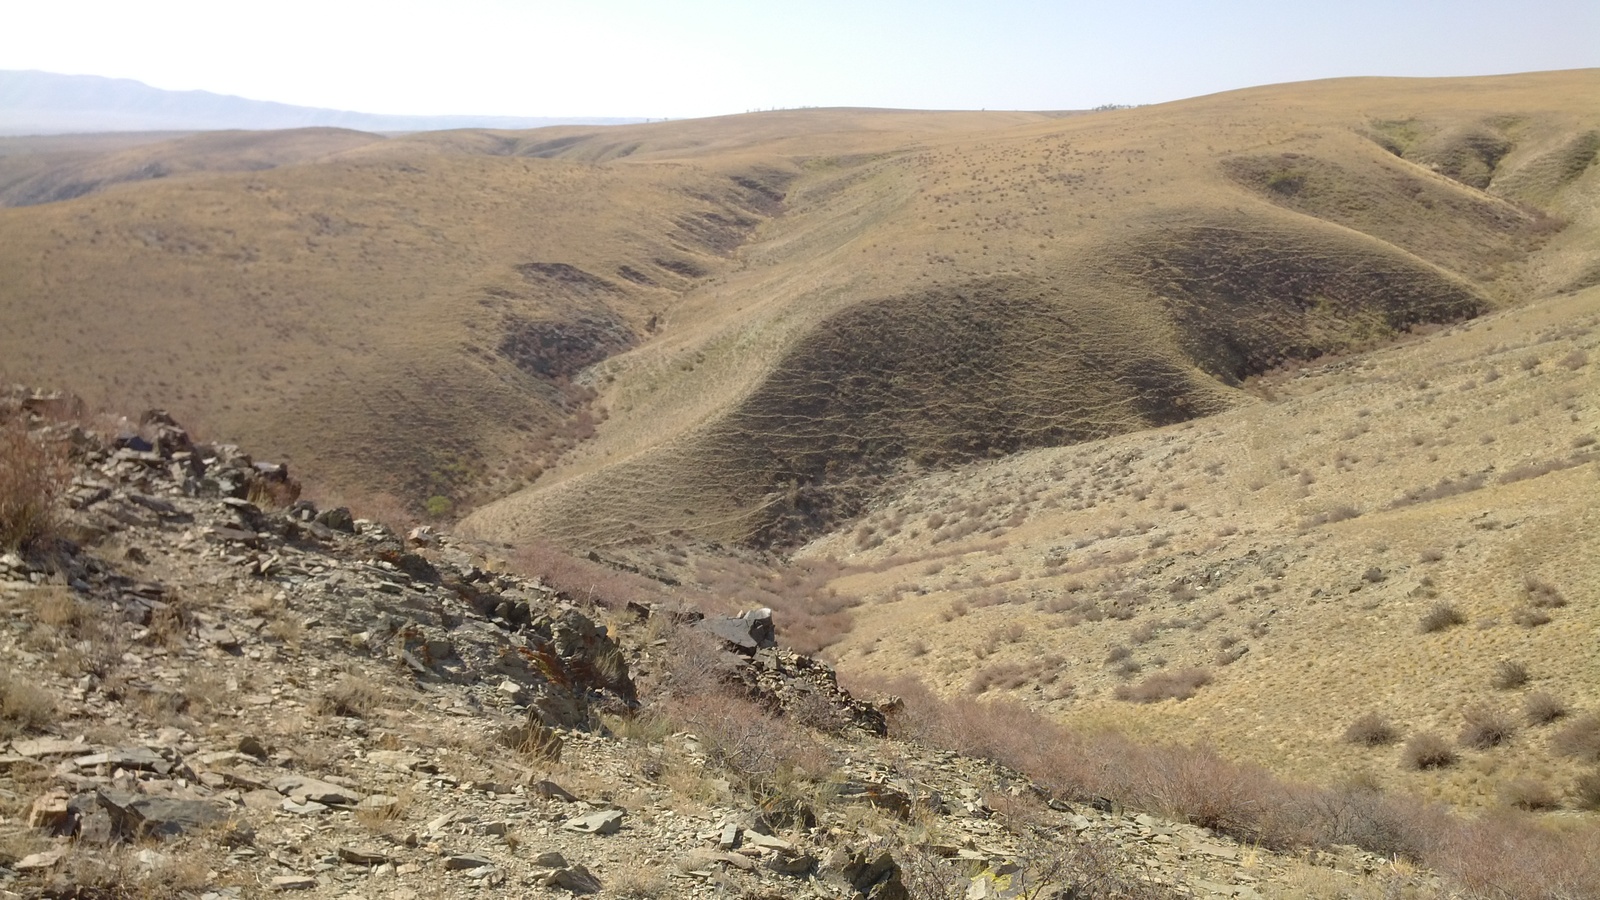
3;68;1598;829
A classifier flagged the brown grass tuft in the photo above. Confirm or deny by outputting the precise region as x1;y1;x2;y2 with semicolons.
0;416;68;551
1402;732;1458;770
1418;601;1467;633
1523;692;1568;726
1458;705;1517;750
1552;715;1600;763
1343;713;1400;747
1491;660;1529;690
1112;667;1212;703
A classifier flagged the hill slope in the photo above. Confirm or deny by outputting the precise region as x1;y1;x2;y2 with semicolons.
0;70;1596;549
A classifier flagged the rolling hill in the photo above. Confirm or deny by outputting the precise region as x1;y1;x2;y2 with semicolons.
1;69;1597;817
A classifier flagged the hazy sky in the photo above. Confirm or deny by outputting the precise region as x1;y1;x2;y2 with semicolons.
5;0;1596;118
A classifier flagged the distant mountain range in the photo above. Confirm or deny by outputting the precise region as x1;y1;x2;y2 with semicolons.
0;70;645;135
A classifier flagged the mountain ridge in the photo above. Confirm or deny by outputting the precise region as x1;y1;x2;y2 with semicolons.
0;69;646;135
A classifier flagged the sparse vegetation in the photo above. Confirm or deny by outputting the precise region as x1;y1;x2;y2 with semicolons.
0;415;67;552
1344;713;1400;747
1458;705;1517;750
1402;732;1459;770
1523;692;1569;726
1113;667;1212;703
1418;601;1467;633
1553;715;1600;763
1491;660;1529;690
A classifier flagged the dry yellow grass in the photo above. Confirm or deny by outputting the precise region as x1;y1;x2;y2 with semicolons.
812;283;1600;811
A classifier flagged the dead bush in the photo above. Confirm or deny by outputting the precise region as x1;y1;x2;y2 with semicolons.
1458;706;1517;750
1297;503;1362;531
1521;576;1567;608
1112;667;1212;703
1418;601;1466;633
1432;811;1600;900
851;672;1600;893
0;416;68;551
1402;732;1458;770
1572;771;1600;811
0;667;55;735
1491;660;1529;690
668;690;833;803
1510;606;1551;628
1523;692;1568;726
315;675;386;718
1343;713;1399;747
1553;715;1600;763
1500;777;1559;811
513;540;667;610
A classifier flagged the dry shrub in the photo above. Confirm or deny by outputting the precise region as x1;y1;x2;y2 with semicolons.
1553;714;1600;763
1298;503;1362;530
1343;713;1399;747
1418;601;1466;633
1499;777;1559;811
1459;705;1517;750
1521;576;1567;608
1523;692;1568;726
967;661;1036;695
689;555;860;654
1491;660;1529;690
666;690;832;797
1402;732;1458;770
0;667;55;735
1572;771;1600;811
512;540;667;610
315;674;386;718
1510;606;1551;628
1432;811;1600;900
0;416;68;551
854;674;1600;897
1112;667;1212;703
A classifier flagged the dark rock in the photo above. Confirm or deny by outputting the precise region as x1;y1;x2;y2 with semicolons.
95;789;231;839
831;847;909;900
699;607;776;651
541;864;603;893
338;846;390;865
315;506;355;533
444;854;496;871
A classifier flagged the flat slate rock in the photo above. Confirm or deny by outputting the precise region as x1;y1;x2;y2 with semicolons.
13;738;92;757
270;774;361;806
562;808;624;835
74;746;170;773
96;789;231;839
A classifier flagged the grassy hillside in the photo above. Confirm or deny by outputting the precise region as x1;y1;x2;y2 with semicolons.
1;70;1595;546
462;70;1599;548
810;282;1599;811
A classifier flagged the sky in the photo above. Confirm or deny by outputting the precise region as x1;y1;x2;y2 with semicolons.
3;0;1597;119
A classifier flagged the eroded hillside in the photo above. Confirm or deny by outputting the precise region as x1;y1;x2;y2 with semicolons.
2;72;1595;546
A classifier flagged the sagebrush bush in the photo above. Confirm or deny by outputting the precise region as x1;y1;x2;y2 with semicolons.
1459;706;1517;750
1112;667;1212;703
1344;713;1400;747
1573;771;1600;811
1523;692;1569;726
1418;601;1466;633
0;416;67;551
1491;660;1529;690
1402;732;1458;770
1553;715;1600;763
1500;777;1559;811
